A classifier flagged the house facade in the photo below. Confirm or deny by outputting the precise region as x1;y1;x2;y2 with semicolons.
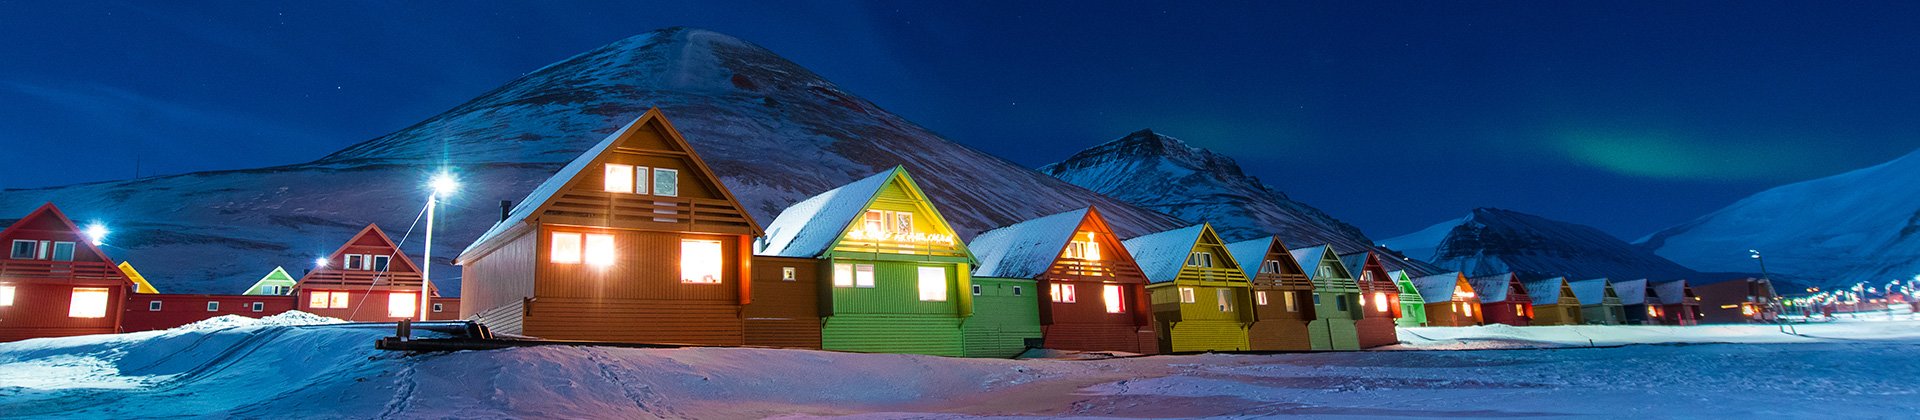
1410;272;1482;327
296;224;444;322
1522;277;1583;326
1569;278;1624;325
755;167;974;356
0;203;132;342
1616;279;1659;325
1292;245;1360;350
1225;236;1315;351
1124;224;1252;353
1390;270;1428;327
243;267;298;296
1469;272;1532;326
969;207;1154;355
460;109;761;344
1694;277;1780;324
1340;251;1400;348
1651;280;1702;326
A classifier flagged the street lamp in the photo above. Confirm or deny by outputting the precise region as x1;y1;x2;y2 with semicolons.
84;223;109;246
421;172;458;321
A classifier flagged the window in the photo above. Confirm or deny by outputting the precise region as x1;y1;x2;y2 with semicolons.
251;302;265;312
1360;271;1373;283
634;166;651;195
1375;292;1390;312
372;255;391;272
652;168;679;197
782;267;797;281
309;291;351;309
833;263;853;287
833;263;875;288
345;254;367;270
432;303;444;313
268;285;289;295
604;164;635;193
551;232;583;264
1012;286;1022;296
1318;266;1334;278
50;242;75;262
1186;252;1213;268
0;285;12;306
1260;260;1281;274
1063;232;1101;261
1256;291;1269;306
207;301;220;312
68;288;109;318
1463;302;1474;317
9;240;33;259
1217;289;1233;312
972;284;983;296
1284;291;1298;312
1515;304;1524;316
1359;294;1366;306
1313;293;1322;305
1179;287;1196;304
584;234;616;267
864;210;886;233
895;212;913;234
1335;295;1349;311
1104;285;1124;313
680;240;724;284
390;292;418;318
917;266;946;301
149;300;162;311
1051;283;1076;303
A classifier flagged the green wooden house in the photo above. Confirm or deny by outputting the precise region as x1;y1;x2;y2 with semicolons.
242;266;298;296
1570;278;1625;325
1290;245;1360;350
755;166;975;356
960;276;1040;357
1389;270;1428;327
1122;224;1253;353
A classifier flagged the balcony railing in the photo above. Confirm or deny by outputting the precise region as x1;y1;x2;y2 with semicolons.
0;259;124;283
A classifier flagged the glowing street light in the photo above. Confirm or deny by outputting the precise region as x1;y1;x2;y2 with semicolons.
314;257;330;269
419;171;459;321
84;223;109;246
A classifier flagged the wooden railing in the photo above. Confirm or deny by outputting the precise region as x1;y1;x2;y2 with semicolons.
0;259;123;283
299;270;424;288
1045;259;1144;279
545;191;755;233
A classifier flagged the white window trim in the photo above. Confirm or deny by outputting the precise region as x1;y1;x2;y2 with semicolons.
679;239;724;284
916;266;947;302
250;302;265;312
50;241;76;262
9;240;34;260
972;284;982;296
207;301;220;312
1179;287;1196;304
149;300;162;311
653;168;679;197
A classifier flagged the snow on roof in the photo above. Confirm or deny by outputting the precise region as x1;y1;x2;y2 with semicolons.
756;168;899;258
1411;272;1465;301
461;118;637;259
1338;252;1368;279
1651;280;1691;305
1290;246;1330;280
1568;278;1612;305
1522;277;1568;305
1224;237;1275;279
1468;273;1517;303
1122;224;1206;283
1615;279;1652;305
969;208;1088;278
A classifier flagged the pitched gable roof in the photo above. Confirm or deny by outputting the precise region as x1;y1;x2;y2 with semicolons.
1122;224;1213;283
462;108;762;259
1467;273;1520;303
0;203;120;268
1651;280;1692;305
1522;277;1570;305
119;262;158;294
244;266;298;295
1225;236;1300;279
1411;272;1468;301
1389;270;1424;300
756;167;967;261
1568;278;1614;305
1614;278;1652;305
1290;245;1352;281
970;208;1088;278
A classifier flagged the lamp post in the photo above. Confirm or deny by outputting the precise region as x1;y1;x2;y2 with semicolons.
1749;250;1781;324
422;172;458;321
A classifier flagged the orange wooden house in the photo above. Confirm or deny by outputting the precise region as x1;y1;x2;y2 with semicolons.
459;108;761;344
0;203;132;341
294;224;451;322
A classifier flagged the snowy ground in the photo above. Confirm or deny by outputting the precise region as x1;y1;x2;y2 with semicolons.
2;316;1917;418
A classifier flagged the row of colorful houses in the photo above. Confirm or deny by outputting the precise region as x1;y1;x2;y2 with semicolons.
0;108;1784;355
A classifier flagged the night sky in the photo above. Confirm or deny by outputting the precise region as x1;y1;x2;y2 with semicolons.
4;2;1918;240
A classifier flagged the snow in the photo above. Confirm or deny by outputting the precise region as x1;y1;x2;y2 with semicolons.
968;207;1087;279
1521;277;1568;305
1223;236;1279;279
1467;273;1518;302
3;316;1918;417
1568;277;1613;305
1383;208;1701;280
755;168;896;258
1616;279;1653;305
1410;272;1467;302
175;311;345;331
1377;216;1460;261
1121;224;1206;283
461;117;634;258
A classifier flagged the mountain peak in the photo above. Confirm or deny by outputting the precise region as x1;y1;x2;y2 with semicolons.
1382;208;1702;280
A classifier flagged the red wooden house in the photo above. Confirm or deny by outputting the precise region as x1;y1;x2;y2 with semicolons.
460;108;761;344
1468;272;1532;326
1651;279;1702;326
969;207;1157;354
0;203;133;342
1225;235;1316;351
1340;251;1401;348
122;294;299;332
294;224;444;322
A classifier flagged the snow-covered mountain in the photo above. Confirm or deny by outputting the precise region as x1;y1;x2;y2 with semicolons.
1039;129;1439;275
1640;147;1920;287
0;27;1185;294
1381;208;1702;280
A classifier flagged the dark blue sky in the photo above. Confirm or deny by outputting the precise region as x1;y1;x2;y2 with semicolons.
4;1;1918;240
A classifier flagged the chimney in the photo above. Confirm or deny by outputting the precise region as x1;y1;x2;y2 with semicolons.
500;200;513;222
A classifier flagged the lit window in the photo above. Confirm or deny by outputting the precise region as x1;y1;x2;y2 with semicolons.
864;210;886;233
1063;232;1101;261
149;300;162;311
372;255;391;272
680;239;724;283
0;285;12;306
1284;291;1298;312
1361;271;1373;283
1256;291;1269;306
1463;303;1473;317
604;164;635;193
972;284;982;296
550;232;583;264
833;263;854;287
1359;294;1366;306
331;291;351;308
1375;292;1390;312
309;291;329;308
584;234;616;267
1515;304;1524;316
50;242;75;262
1217;289;1233;312
8;240;33;259
652;168;679;197
1179;287;1196;304
1052;284;1077;303
1103;285;1124;314
855;264;874;288
207;301;220;312
782;267;796;281
251;302;264;312
390;292;417;318
917;266;946;301
68;287;109;318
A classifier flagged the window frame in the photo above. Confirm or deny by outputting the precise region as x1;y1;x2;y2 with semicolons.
207;301;220;312
1284;291;1298;312
49;241;76;262
550;232;584;264
1178;287;1196;304
8;240;34;260
251;302;265;312
604;163;636;193
972;284;982;296
652;168;679;197
782;267;797;281
149;300;162;311
372;255;391;272
432;303;444;313
583;233;616;267
1051;283;1077;303
1217;289;1233;312
916;266;947;302
1103;284;1124;314
0;285;12;306
678;239;725;284
67;287;110;318
389;292;418;318
1255;290;1269;306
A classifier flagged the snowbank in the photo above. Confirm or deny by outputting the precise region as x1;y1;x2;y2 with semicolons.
174;311;346;331
1394;318;1920;350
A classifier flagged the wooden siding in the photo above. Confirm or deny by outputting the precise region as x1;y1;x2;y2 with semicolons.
1035;212;1157;354
525;228;747;345
1396;301;1428;327
745;256;821;349
1308;292;1361;350
525;297;743;344
963;277;1041;358
1423;299;1485;327
826;183;969;261
458;226;536;320
1162;320;1248;353
1148;281;1252;353
0;282;125;342
1581;303;1626;325
470;299;526;336
298;289;425;322
297;225;427;293
821;314;964;356
0;205;132;342
122;295;297;332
